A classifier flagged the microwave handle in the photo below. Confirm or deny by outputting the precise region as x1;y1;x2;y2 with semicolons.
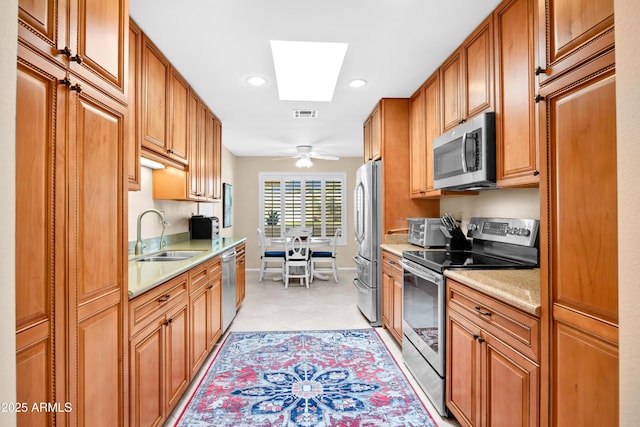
461;132;468;173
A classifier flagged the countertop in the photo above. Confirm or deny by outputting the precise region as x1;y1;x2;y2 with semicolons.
444;269;541;316
128;237;246;299
380;243;438;257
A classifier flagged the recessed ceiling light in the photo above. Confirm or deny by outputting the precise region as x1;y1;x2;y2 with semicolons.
348;79;367;88
270;40;348;102
245;76;267;86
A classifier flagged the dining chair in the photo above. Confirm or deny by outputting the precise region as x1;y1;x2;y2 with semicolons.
286;226;313;239
310;228;341;283
257;228;286;282
283;235;311;289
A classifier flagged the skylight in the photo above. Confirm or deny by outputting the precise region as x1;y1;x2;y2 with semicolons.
270;40;348;102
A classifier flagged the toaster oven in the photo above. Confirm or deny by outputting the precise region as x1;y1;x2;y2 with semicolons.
407;218;446;248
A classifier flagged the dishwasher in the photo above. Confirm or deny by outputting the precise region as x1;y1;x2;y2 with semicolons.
221;248;237;332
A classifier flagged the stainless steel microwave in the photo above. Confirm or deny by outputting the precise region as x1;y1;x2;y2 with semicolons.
432;112;496;191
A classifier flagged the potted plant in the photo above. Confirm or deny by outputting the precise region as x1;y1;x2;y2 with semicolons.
265;210;280;226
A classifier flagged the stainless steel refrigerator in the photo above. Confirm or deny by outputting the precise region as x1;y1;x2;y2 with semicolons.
353;160;382;326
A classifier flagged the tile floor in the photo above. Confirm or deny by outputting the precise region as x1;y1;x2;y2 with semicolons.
164;269;460;426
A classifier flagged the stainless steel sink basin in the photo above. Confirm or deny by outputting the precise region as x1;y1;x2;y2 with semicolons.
136;250;205;262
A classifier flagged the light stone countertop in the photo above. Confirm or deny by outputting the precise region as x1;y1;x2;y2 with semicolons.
380;243;435;257
444;269;541;316
128;237;246;299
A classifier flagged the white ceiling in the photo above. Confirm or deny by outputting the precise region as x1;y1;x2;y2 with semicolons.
130;0;501;160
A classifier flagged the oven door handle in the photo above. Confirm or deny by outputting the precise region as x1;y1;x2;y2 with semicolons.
461;132;469;173
400;260;443;284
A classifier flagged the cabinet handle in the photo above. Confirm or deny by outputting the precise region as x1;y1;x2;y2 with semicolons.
477;337;485;344
457;118;466;125
59;78;71;87
158;294;172;303
207;284;214;289
532;170;540;176
70;84;82;94
534;66;547;76
474;306;491;316
534;94;545;103
168;148;175;154
71;54;83;64
163;318;173;326
59;47;72;57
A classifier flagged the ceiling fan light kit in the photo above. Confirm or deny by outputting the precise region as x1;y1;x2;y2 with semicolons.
295;157;313;168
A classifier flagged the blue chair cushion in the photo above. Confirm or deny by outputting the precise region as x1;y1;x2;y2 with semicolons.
264;251;285;257
311;251;333;258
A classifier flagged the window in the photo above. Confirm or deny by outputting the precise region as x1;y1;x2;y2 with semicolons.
259;172;346;244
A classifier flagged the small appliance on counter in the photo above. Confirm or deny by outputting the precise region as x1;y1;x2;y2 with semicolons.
190;215;220;239
407;218;446;248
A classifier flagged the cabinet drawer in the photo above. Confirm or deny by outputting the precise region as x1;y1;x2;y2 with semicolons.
382;251;402;280
189;262;209;294
208;256;222;279
447;279;540;362
129;273;188;338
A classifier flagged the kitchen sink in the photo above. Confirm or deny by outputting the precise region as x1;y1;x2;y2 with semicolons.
136;250;205;262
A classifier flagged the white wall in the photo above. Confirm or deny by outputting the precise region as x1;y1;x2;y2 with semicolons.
615;0;640;425
0;1;17;424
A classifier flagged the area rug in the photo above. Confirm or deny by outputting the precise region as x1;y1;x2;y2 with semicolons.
174;329;437;426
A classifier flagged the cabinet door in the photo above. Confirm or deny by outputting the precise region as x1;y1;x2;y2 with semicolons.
409;86;427;197
363;116;372;161
212;116;223;200
207;275;223;349
483;330;539;427
463;16;493;119
536;0;614;86
190;285;209;376
168;67;189;164
423;73;441;194
440;50;462;132
539;50;618;426
68;0;128;100
141;35;169;157
130;321;164;427
447;310;481;427
495;0;538;187
187;90;201;199
381;272;392;330
128;20;142;190
369;106;381;160
391;277;403;342
77;297;126;427
18;0;68;68
165;302;190;413
204;109;216;200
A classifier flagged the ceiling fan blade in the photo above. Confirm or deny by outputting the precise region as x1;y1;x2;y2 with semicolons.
310;154;339;161
272;155;299;161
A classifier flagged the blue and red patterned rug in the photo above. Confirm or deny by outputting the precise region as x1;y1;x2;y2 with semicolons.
174;329;437;426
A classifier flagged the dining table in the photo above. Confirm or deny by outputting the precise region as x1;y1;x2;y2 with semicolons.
268;237;332;282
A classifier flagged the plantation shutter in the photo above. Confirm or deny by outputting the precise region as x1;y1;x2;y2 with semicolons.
259;173;346;242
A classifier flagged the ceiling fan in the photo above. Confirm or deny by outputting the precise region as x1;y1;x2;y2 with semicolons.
274;145;339;168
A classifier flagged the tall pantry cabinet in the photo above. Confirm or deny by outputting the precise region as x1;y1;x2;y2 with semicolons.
16;1;129;426
536;0;618;425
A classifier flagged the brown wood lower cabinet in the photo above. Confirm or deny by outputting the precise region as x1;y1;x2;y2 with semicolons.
381;251;403;344
446;279;540;427
130;253;227;426
129;273;190;427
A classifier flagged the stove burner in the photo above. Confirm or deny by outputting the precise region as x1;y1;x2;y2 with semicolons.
403;249;537;272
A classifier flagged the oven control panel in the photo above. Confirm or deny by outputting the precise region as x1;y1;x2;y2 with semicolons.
466;217;539;247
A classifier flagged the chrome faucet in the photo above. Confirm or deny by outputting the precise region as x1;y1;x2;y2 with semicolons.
135;209;167;255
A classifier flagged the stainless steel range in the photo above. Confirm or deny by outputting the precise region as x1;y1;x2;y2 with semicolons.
400;216;539;417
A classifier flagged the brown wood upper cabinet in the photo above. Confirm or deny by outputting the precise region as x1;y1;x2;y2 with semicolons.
494;0;539;187
128;19;142;190
18;0;128;103
141;34;189;167
363;105;381;161
535;0;614;87
441;15;494;133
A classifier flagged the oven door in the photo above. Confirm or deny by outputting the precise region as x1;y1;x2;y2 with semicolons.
401;259;446;376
